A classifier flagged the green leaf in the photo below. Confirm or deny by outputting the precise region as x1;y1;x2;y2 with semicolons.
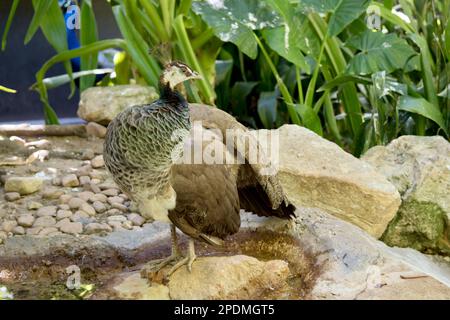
112;6;160;87
1;0;20;51
292;103;323;135
215;60;233;85
32;69;113;90
445;19;450;61
346;30;417;75
261;0;309;72
192;0;281;59
298;0;371;36
80;0;99;92
231;81;258;115
371;71;407;98
0;85;17;93
24;0;53;44
318;74;372;91
398;96;448;136
257;91;278;128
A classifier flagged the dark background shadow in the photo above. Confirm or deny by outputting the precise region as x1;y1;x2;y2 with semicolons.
0;0;121;123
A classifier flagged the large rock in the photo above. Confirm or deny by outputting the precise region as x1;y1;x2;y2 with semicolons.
362;136;450;255
4;176;43;195
257;125;400;238
78;85;158;124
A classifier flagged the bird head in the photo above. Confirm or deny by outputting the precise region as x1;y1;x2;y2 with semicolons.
160;61;202;90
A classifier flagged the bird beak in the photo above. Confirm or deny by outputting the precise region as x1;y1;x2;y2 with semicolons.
190;72;203;80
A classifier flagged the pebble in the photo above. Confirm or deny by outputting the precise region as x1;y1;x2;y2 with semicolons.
36;206;57;217
17;214;35;227
56;210;73;220
107;196;125;205
84;223;112;235
55;218;71;228
107;215;127;222
108;220;125;232
128;213;145;226
59;194;72;204
119;193;129;200
2;220;18;233
90;155;105;168
106;208;121;216
27;201;43;210
4;177;43;195
91;178;101;184
71;211;90;222
98;182;118;190
90;193;107;203
78;191;95;202
52;177;62;186
26;227;43;235
68;197;87;210
76;165;92;177
5;192;20;201
33;216;56;227
80;203;96;216
39;227;58;236
111;202;128;212
62;174;80;187
102;189;119;197
92;201;107;213
81;149;95;160
58;204;70;210
79;176;91;185
86;122;107;138
0;231;7;242
122;220;133;230
89;170;105;180
42;188;64;200
60;221;83;235
12;226;25;235
88;182;101;193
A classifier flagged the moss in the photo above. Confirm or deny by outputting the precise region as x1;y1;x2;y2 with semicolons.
382;200;450;255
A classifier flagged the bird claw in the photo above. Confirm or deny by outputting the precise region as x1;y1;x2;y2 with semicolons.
167;252;197;276
140;254;183;283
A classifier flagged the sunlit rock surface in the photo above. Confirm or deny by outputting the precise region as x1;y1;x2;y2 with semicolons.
363;135;450;255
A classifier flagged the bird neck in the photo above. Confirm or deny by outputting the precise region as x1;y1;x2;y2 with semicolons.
158;82;189;110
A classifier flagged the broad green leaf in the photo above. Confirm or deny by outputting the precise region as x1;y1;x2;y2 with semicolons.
298;0;371;36
398;96;448;136
192;0;281;59
80;0;99;92
1;0;20;51
292;103;323;135
215;60;233;85
24;0;53;44
257;91;278;128
0;85;17;93
346;30;417;75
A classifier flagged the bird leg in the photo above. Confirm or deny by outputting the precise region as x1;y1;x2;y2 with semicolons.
140;224;182;280
167;238;197;276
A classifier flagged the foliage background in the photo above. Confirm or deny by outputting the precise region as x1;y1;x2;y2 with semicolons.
1;0;449;155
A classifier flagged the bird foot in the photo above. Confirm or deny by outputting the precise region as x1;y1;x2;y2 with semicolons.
140;254;183;283
167;251;197;277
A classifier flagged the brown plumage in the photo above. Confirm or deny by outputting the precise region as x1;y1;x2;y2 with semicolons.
104;62;295;276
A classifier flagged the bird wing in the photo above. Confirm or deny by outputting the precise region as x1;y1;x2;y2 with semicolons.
189;104;295;218
169;163;241;245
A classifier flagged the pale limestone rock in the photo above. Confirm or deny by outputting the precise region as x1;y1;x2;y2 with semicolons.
78;85;158;124
4;177;43;195
61;174;79;187
257;125;400;238
17;214;35;227
86;122;107;138
362;135;450;254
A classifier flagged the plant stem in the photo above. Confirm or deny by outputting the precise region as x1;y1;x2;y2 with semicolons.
295;67;304;105
253;34;301;125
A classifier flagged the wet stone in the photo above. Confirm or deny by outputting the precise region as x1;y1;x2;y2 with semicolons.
90;193;107;203
68;197;87;210
33;216;56;228
39;227;59;236
128;213;145;226
92;201;107;213
81;149;95;160
76;165;92;177
107;196;124;205
2;220;18;233
56;210;72;220
42;188;64;200
111;202;128;212
79;176;91;185
80;203;96;216
91;155;105;168
84;222;112;235
60;222;83;235
78;191;95;202
12;226;25;235
59;194;72;204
